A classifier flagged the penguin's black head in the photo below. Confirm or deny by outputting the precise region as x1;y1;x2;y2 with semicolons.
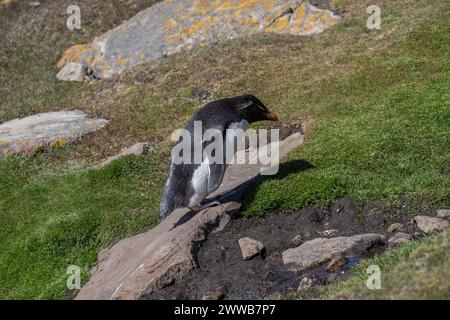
232;94;278;123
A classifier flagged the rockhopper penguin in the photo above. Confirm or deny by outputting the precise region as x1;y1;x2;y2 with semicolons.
160;94;278;218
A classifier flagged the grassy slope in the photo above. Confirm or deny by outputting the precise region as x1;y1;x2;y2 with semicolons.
0;0;449;299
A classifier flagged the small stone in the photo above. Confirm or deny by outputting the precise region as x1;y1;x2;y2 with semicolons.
387;223;405;233
291;234;304;247
202;287;225;300
388;232;412;248
297;276;317;291
437;209;450;220
238;237;265;260
28;1;40;7
413;215;450;234
56;62;87;82
326;252;347;272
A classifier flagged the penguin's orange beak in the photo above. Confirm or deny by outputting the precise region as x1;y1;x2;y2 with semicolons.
266;112;278;121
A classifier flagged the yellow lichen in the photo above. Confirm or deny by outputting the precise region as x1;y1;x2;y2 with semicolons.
50;139;68;149
164;20;176;30
266;14;290;33
56;44;96;69
117;57;129;65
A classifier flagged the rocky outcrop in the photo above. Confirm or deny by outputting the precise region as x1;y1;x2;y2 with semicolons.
76;131;305;299
282;234;385;272
57;0;340;80
0;110;108;158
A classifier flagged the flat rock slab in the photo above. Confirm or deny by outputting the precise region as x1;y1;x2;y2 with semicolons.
57;0;339;80
76;132;305;300
0;111;108;158
282;234;385;272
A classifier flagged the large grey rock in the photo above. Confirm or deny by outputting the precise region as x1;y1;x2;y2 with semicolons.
57;0;340;80
413;215;450;234
0;110;108;158
282;234;385;272
76;132;305;299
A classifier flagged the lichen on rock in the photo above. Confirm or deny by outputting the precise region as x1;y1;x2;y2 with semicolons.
57;0;340;80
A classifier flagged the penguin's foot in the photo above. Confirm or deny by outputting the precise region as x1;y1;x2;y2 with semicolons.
190;201;221;213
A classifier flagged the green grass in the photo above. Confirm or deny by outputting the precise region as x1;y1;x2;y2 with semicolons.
0;0;449;299
243;44;450;213
0;153;165;299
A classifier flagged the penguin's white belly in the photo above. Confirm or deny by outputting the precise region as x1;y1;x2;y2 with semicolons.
189;158;211;207
188;120;249;208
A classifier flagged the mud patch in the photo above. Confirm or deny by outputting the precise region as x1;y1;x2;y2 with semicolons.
143;197;418;300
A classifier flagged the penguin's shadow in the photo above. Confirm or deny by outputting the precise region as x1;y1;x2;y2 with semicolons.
170;159;314;229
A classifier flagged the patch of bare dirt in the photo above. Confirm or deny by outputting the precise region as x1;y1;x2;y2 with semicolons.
143;197;424;300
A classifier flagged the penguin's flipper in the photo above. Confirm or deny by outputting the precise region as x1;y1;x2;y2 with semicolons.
202;121;233;193
207;160;226;193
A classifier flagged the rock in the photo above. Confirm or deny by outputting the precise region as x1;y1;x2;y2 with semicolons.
56;62;87;82
282;234;385;272
388;232;412;248
57;0;340;79
28;1;40;7
297;276;317;291
325;252;347;272
322;229;338;236
0;110;108;158
324;273;338;285
202;287;226;300
238;237;265;260
94;142;151;168
291;234;304;247
437;209;450;220
413;215;450;234
76;132;305;299
387;222;405;233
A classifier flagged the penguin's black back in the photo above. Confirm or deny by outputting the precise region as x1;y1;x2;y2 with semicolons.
160;98;243;218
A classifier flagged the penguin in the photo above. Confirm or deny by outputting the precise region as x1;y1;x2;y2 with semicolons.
160;94;278;219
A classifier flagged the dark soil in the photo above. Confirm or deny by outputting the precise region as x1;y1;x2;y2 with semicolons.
143;197;421;300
